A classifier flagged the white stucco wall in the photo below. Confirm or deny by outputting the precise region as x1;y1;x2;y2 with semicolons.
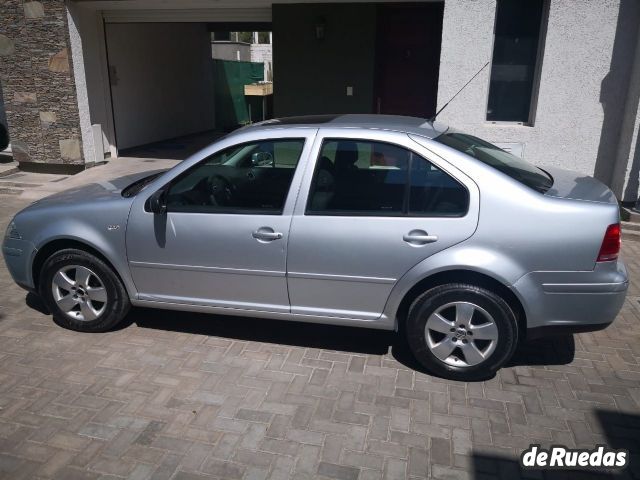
437;0;639;199
106;23;215;150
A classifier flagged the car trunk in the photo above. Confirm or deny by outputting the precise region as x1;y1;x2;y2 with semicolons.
542;167;618;204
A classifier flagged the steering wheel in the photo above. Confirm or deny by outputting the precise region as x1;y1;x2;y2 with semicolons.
207;174;234;206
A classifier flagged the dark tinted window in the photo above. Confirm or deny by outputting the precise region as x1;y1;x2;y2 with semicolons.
487;0;545;123
409;156;469;216
307;139;468;217
166;139;304;214
434;132;553;193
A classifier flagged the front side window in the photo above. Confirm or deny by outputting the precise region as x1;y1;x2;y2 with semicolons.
306;139;468;217
434;132;553;193
486;0;545;124
166;139;305;214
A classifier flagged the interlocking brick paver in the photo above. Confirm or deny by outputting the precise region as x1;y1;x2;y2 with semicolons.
317;461;360;480
0;196;639;479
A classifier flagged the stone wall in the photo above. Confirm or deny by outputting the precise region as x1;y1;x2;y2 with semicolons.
0;0;84;168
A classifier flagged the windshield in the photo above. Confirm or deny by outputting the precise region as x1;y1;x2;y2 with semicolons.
434;132;553;193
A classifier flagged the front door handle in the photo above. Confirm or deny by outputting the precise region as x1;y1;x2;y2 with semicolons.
252;227;283;242
403;229;438;245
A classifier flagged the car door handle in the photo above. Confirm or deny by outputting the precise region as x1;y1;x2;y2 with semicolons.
252;229;283;241
403;230;438;245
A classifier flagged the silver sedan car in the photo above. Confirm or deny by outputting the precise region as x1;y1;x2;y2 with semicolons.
2;115;628;380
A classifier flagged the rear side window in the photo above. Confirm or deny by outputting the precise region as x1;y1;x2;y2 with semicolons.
306;139;468;217
434;132;553;193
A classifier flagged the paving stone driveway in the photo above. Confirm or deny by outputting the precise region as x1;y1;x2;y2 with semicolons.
0;195;639;480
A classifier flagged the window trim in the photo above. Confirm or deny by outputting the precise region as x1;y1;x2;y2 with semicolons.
160;137;307;216
304;138;470;218
484;0;549;126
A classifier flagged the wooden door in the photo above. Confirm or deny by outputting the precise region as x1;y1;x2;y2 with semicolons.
374;3;444;118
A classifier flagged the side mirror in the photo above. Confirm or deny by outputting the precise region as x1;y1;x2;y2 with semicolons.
147;188;167;214
251;151;274;167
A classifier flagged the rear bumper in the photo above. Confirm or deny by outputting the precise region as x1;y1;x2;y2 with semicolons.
512;260;628;338
2;237;37;291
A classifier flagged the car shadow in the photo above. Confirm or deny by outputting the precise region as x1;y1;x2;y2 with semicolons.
508;335;576;367
469;409;640;479
120;306;576;376
26;292;49;315
126;306;393;356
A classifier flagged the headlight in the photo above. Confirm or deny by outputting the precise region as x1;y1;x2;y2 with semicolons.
5;221;21;240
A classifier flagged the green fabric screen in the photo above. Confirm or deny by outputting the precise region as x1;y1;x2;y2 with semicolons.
213;59;264;130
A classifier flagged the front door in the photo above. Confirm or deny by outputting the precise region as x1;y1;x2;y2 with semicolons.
126;131;314;313
374;3;444;117
286;130;478;320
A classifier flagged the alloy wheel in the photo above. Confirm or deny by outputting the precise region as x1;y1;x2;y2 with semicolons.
51;265;107;322
424;301;498;367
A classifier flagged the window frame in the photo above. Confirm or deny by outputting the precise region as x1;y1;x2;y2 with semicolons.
484;0;549;126
158;137;308;216
304;138;470;218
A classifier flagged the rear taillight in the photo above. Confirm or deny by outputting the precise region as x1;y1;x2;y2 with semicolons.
597;223;621;262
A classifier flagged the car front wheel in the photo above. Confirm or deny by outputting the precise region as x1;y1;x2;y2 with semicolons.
405;283;518;381
40;249;130;332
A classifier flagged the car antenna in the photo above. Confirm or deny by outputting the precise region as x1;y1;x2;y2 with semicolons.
429;61;490;123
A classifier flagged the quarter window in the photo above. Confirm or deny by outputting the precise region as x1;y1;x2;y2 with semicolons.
166;139;305;214
409;154;470;216
306;139;468;217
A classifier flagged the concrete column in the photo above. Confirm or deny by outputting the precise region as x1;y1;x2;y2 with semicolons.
67;1;98;167
0;0;85;171
610;20;640;204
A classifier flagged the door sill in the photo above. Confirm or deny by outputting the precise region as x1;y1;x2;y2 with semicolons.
132;298;395;330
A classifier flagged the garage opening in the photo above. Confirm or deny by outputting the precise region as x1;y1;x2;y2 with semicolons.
104;22;273;159
100;2;442;160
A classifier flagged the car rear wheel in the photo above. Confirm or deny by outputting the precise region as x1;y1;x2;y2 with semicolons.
405;283;518;381
40;249;130;332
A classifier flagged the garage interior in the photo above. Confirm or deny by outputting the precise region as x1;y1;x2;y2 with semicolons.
72;1;444;162
104;21;272;158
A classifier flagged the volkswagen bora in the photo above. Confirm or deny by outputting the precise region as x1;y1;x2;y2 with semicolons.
3;115;628;380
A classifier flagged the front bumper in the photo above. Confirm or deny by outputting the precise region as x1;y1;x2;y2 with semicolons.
2;237;37;291
512;259;628;338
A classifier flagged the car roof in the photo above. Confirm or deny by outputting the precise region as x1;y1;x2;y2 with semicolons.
240;114;448;139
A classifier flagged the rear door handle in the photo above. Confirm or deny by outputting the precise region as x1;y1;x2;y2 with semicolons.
252;228;283;241
403;230;438;245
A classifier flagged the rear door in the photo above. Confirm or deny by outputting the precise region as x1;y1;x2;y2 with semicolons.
286;129;479;320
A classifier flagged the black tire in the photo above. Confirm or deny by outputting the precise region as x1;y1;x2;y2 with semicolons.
405;283;518;381
39;248;130;332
